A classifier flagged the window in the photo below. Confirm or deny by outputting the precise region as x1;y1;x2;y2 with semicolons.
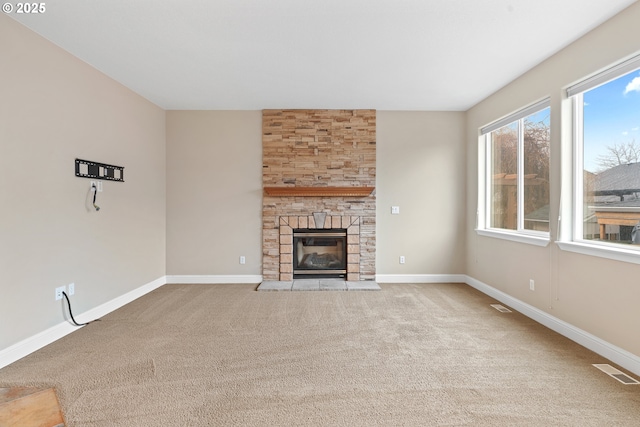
569;55;640;250
479;100;551;241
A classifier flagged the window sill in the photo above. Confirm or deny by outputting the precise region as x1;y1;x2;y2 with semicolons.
556;241;640;265
475;229;550;247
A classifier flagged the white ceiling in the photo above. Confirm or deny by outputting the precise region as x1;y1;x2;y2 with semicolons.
9;0;637;110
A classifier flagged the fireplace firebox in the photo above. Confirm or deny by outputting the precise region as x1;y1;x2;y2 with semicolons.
293;229;347;278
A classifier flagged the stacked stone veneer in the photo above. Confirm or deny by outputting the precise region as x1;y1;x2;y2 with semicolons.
262;109;376;281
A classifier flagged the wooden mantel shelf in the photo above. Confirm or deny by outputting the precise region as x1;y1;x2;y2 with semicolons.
264;186;375;197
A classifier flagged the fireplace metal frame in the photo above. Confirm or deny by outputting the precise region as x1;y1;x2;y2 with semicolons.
293;228;347;278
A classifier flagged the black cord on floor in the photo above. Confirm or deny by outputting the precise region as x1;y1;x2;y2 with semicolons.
62;291;101;327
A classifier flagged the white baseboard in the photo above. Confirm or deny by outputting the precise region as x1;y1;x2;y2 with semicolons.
0;276;166;370
464;275;640;378
376;274;467;283
166;275;263;284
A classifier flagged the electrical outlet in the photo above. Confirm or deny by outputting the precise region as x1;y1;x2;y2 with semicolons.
68;282;75;296
391;206;400;215
399;256;405;264
55;286;66;301
239;256;246;265
90;181;103;192
529;279;535;291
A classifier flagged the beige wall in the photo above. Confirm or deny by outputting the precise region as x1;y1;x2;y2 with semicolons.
466;2;640;357
377;111;467;275
0;15;166;350
166;111;263;275
165;111;467;278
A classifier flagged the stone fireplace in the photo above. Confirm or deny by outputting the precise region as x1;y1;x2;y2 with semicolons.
262;109;376;282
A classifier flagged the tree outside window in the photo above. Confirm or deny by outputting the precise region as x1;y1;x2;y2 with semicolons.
487;106;550;233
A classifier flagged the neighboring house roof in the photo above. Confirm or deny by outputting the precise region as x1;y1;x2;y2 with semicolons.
592;163;640;208
524;204;549;223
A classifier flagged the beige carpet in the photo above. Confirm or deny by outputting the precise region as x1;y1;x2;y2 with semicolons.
0;283;639;426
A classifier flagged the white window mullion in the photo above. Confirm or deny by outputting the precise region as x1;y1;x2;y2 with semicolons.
517;118;525;231
573;93;584;241
476;134;485;230
485;134;492;229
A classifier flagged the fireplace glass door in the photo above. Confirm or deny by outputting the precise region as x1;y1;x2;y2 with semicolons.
293;229;347;278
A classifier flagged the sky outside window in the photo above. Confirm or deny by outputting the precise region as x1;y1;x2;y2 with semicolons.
583;70;640;172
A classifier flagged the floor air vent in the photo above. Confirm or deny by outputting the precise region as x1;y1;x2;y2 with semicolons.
490;304;512;313
593;364;640;385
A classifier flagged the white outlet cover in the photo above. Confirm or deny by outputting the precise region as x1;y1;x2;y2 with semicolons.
90;181;103;192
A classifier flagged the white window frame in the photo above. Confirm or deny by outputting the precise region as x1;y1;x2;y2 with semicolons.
477;99;551;247
557;53;640;264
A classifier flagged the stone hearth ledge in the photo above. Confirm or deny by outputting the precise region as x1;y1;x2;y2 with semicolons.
257;280;380;291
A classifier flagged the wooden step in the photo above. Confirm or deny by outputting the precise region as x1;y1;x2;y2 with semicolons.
0;387;65;427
